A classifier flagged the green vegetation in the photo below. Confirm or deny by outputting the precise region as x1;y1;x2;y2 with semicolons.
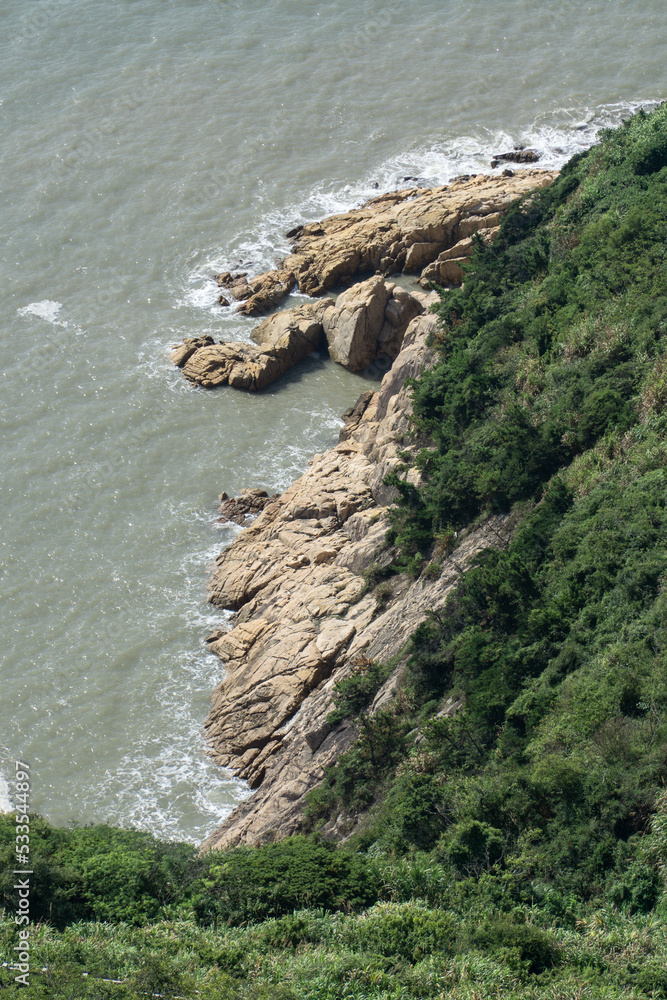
2;813;667;998
3;106;667;998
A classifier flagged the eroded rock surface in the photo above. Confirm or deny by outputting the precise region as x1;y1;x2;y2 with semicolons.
172;280;426;388
202;308;513;850
217;488;280;527
198;172;558;849
175;299;332;391
322;275;424;371
418;228;499;288
217;268;297;316
273;169;555;297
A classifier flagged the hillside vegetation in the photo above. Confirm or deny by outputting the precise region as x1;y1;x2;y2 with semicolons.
2;104;667;999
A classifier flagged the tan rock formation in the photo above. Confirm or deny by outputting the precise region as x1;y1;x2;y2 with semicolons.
212;171;554;313
322;276;425;372
418;228;499;288
170;335;215;368
276;169;555;297
202;307;514;850
176;299;332;391
217;268;297;316
197;172;558;848
322;275;391;371
378;285;425;360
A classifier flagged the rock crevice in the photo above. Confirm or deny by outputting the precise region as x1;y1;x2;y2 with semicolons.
171;171;556;392
199;171;557;850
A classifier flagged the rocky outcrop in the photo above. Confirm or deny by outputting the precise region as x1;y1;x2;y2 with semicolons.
213;171;554;309
418;228;499;288
266;169;556;297
202;306;513;850
217;268;297;316
323;275;391;370
322;276;424;371
197;171;558;849
217;488;279;527
172;279;426;387
174;172;556;393
173;299;332;391
490;148;540;168
170;335;215;368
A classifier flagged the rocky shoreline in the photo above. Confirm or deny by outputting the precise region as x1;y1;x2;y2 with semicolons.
171;170;555;392
196;169;557;850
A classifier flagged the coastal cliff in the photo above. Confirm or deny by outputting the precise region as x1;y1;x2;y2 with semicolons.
201;169;558;849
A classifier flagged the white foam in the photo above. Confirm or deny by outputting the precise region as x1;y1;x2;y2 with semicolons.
181;99;662;298
0;773;12;813
17;299;68;327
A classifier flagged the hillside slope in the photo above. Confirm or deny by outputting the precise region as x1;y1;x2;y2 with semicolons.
2;105;667;1000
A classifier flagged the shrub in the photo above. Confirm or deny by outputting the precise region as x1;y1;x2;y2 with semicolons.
193;837;379;926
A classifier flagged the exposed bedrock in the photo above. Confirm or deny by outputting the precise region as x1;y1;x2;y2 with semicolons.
202;307;514;850
216;268;297;317
270;168;555;297
210;170;553;314
171;278;427;387
171;299;333;391
198;171;557;849
322;275;424;371
172;172;556;391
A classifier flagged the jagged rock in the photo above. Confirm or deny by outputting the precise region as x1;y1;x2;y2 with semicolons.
217;488;279;526
270;170;556;301
176;299;332;391
181;341;284;390
323;275;392;371
216;272;251;299
418;227;500;288
169;335;215;368
378;285;424;359
491;148;540;168
340;390;374;442
201;307;516;850
194;173;560;850
322;276;424;371
216;268;296;316
250;297;333;354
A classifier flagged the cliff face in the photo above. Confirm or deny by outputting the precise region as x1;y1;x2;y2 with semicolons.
202;310;513;851
201;171;556;851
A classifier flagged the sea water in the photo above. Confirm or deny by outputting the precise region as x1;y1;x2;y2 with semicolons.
0;0;664;841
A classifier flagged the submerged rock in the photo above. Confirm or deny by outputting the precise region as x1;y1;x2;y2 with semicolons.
491;148;540;168
217;488;279;526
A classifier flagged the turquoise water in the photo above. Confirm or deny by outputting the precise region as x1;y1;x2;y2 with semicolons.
0;0;665;840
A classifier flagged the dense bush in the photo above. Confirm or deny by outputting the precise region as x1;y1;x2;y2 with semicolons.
387;103;667;559
310;105;667;900
193;836;380;926
0;816;202;927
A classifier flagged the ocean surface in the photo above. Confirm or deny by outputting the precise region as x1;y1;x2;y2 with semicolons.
0;0;664;841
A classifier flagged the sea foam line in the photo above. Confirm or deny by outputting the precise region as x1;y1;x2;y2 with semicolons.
181;98;663;311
